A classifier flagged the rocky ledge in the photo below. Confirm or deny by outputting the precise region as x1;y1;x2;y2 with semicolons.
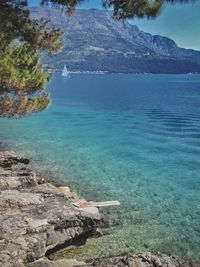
0;150;194;267
0;150;103;267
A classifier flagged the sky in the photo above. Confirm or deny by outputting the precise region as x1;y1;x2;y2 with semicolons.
28;0;200;50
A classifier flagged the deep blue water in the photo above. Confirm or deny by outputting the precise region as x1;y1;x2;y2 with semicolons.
1;74;200;262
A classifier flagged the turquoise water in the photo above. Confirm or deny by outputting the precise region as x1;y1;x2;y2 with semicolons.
1;74;200;262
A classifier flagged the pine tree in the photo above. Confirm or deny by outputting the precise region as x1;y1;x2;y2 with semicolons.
0;0;62;117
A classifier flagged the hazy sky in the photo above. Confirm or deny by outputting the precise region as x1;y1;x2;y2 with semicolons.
28;0;200;50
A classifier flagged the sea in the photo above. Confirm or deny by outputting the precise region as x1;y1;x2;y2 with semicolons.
1;74;200;263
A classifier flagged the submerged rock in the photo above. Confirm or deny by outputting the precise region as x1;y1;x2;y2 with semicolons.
0;150;102;267
82;252;192;267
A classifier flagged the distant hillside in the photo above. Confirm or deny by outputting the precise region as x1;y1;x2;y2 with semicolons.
31;7;200;74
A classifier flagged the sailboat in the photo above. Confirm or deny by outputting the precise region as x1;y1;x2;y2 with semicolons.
61;65;70;78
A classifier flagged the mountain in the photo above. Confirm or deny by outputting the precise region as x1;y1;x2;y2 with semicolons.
31;7;200;74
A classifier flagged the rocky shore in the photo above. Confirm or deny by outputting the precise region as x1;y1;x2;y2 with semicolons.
0;150;103;267
0;150;194;267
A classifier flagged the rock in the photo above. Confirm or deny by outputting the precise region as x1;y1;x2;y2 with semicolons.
57;186;78;199
0;150;102;267
0;151;29;168
128;258;146;267
83;252;191;267
27;258;53;267
52;259;85;267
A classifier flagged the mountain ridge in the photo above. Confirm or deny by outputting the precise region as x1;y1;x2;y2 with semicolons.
31;7;200;73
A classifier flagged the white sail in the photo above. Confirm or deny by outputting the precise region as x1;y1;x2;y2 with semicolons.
62;65;70;77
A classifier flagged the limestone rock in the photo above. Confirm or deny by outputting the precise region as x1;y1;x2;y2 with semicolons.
0;150;102;267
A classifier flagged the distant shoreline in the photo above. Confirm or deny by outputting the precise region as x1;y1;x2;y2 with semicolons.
47;69;200;75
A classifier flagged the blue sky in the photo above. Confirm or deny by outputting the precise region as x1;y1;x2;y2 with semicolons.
28;0;200;50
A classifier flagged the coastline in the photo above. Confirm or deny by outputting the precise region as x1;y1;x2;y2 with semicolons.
0;148;195;267
0;149;103;267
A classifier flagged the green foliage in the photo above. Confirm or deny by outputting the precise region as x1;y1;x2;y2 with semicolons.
0;45;49;94
0;0;28;50
0;0;63;52
0;93;51;117
0;0;62;117
100;0;163;19
0;43;51;117
42;0;193;19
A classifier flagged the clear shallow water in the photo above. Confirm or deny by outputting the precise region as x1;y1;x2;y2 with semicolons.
1;74;200;262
